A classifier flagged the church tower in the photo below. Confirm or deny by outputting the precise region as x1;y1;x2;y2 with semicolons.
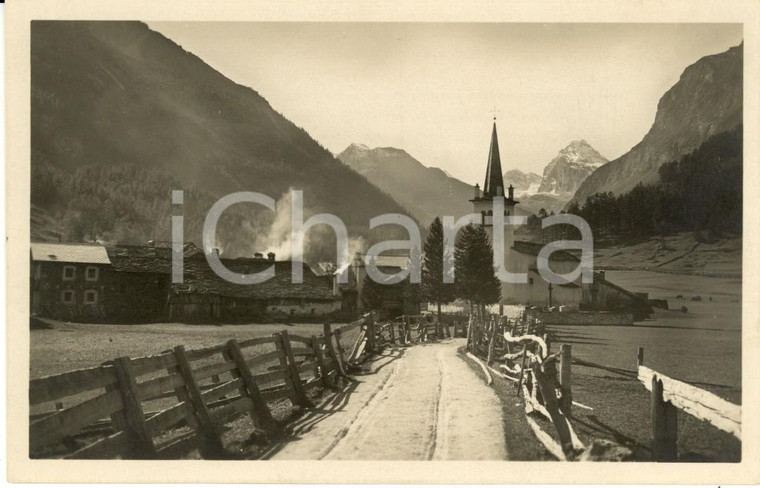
470;120;518;251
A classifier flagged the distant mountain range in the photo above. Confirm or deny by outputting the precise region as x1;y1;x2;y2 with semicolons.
337;144;476;225
502;140;608;214
31;21;413;260
503;170;542;196
569;43;743;207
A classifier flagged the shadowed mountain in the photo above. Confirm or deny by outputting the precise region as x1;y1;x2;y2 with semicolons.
337;144;477;225
31;21;414;259
569;43;743;207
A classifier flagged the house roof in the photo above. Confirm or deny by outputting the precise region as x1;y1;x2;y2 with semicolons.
173;258;335;301
106;243;202;273
31;242;111;264
512;240;580;262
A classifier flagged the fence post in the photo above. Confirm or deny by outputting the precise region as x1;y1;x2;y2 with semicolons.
111;356;156;459
278;330;313;408
559;344;572;415
651;375;678;461
225;339;279;434
333;327;348;368
323;323;348;378
172;346;227;458
366;312;376;352
637;347;645;368
532;360;574;458
466;315;473;351
311;335;332;387
487;322;498;365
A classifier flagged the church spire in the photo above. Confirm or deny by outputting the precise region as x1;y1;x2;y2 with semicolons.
483;120;505;197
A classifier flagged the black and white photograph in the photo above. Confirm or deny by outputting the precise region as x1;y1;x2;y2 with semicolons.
6;0;760;484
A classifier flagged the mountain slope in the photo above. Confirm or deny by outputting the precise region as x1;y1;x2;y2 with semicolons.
569;43;743;206
538;140;608;194
31;21;413;259
337;144;475;224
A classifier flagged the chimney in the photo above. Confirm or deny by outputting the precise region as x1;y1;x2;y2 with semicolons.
267;252;275;261
253;252;264;259
508;184;514;200
474;183;480;199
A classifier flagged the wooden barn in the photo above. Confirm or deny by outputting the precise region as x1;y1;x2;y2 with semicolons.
167;253;340;322
30;242;340;324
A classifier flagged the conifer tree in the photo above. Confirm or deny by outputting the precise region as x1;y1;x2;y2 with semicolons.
422;218;456;336
454;224;501;318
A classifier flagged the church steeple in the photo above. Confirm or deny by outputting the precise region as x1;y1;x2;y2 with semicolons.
483;120;505;197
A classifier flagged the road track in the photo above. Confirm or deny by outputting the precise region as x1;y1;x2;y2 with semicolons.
269;339;507;460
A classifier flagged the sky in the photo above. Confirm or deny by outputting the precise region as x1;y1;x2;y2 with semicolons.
149;22;742;186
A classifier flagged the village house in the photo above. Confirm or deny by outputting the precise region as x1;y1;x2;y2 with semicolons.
333;252;420;318
30;241;340;323
30;242;170;323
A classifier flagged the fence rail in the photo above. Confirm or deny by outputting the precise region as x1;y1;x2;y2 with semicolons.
29;324;352;459
636;350;741;461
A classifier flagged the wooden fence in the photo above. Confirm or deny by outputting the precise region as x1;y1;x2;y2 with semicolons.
636;347;741;461
466;315;742;461
29;322;362;459
465;313;584;460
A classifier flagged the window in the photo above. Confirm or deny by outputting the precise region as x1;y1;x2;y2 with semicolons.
62;265;76;281
61;290;75;304
85;266;99;281
529;277;534;285
84;290;98;305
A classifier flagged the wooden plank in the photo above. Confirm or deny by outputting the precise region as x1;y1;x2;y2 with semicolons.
208;396;254;426
278;331;312;407
226;339;278;433
30;366;118;405
112;356;156;458
136;372;184;401
183;343;228;362
29;390;123;452
130;352;177;377
145;401;194;436
65;430;128;460
191;359;237;382
237;336;278;349
172;345;227;458
290;347;316;357
638;365;741;439
338;315;366;333
244;350;286;370
287;334;314;346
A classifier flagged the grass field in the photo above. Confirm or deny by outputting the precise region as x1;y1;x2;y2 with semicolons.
551;270;741;461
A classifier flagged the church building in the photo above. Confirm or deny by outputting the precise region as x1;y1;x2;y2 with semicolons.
472;121;583;309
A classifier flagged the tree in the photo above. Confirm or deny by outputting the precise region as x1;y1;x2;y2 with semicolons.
454;224;501;319
422;218;457;335
360;274;385;311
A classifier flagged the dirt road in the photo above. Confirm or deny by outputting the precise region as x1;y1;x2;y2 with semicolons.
265;339;508;460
